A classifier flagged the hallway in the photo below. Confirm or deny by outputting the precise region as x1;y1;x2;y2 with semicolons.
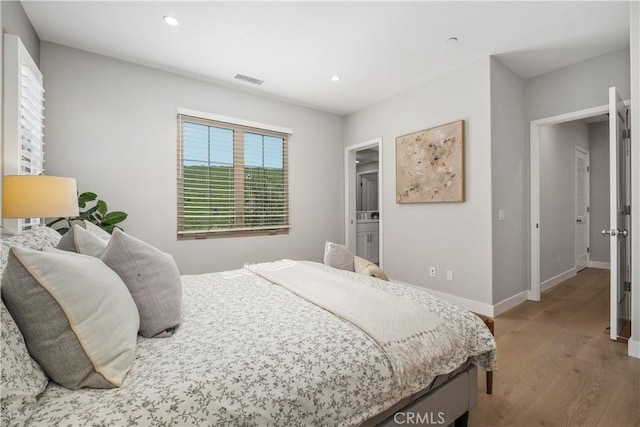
470;268;639;426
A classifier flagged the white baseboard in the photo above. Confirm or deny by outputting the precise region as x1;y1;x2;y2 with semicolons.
629;339;640;359
588;261;611;269
493;291;529;316
390;279;494;317
541;268;577;293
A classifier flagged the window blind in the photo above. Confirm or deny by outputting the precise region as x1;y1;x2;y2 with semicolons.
19;62;45;230
177;114;289;238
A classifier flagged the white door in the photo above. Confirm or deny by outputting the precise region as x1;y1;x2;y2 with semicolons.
605;87;631;341
575;147;590;271
369;231;380;264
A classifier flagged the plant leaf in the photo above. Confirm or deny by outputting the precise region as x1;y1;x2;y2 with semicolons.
96;200;108;216
102;211;127;226
78;192;97;208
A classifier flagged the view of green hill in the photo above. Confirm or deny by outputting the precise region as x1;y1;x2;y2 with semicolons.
181;165;286;230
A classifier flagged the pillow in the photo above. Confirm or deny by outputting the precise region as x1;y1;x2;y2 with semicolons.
354;255;389;281
73;225;109;256
0;301;48;427
1;226;61;277
1;247;139;390
323;241;355;271
83;220;111;240
55;222;110;254
100;229;182;338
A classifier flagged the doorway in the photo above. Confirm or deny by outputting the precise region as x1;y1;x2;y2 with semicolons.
530;92;631;342
345;138;383;267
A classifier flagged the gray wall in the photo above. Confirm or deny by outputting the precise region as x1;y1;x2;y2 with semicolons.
344;58;493;305
1;0;39;65
588;121;610;264
489;58;528;304
630;0;640;353
40;42;344;274
526;48;630;121
539;121;589;282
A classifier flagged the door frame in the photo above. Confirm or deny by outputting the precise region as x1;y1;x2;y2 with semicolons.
529;102;628;301
345;137;383;268
575;146;591;271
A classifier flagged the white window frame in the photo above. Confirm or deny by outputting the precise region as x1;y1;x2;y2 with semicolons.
176;108;292;239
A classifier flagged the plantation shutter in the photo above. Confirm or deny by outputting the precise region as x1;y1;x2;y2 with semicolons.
19;64;45;230
177;113;289;238
3;35;46;232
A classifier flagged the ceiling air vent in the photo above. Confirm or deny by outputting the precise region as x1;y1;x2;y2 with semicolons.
234;73;264;85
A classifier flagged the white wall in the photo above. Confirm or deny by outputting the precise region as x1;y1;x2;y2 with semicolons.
40;42;344;274
526;48;630;121
587;121;610;264
344;59;493;306
489;58;528;305
539;121;589;282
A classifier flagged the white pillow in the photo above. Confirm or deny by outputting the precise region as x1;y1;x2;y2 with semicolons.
73;224;109;257
2;247;139;389
83;220;111;240
323;241;355;271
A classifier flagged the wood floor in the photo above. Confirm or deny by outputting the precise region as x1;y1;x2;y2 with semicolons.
469;268;640;427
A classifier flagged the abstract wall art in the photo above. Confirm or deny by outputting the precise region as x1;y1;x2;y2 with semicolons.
396;120;465;203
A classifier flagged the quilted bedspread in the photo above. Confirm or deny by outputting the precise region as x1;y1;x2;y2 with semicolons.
26;261;496;426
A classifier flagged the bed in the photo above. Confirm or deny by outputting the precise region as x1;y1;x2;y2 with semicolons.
1;228;496;426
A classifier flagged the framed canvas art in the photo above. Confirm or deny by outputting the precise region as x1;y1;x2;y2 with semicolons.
396;120;464;203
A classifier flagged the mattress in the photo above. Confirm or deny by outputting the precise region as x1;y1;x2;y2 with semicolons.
26;261;496;426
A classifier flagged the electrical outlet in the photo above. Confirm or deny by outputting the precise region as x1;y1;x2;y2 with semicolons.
447;270;453;281
429;267;436;278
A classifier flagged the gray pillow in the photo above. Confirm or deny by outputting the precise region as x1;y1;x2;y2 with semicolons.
323;241;355;271
101;229;182;338
1;247;139;390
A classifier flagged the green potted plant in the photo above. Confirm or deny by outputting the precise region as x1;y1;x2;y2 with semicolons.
47;192;127;235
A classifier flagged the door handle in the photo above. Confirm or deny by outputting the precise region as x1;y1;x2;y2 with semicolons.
602;229;629;238
576;218;583;223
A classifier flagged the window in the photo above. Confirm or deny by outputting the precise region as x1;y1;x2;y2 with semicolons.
3;35;45;233
177;112;290;238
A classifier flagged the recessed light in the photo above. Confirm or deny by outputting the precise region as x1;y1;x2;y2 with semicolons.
163;16;179;26
447;36;458;43
331;75;341;82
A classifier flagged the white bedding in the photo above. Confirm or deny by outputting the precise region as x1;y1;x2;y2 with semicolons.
26;261;496;426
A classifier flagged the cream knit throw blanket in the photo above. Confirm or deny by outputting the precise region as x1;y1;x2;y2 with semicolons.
246;260;462;386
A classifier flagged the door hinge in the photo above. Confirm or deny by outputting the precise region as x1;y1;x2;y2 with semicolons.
587;247;590;253
624;282;631;292
586;166;590;172
622;128;630;139
625;205;631;215
587;206;590;213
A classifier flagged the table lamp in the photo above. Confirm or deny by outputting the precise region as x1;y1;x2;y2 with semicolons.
2;175;79;219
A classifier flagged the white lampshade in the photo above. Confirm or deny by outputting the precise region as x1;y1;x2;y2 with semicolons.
2;175;79;218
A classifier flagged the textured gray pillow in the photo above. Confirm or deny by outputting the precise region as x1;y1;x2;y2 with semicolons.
101;229;182;338
1;247;139;390
323;241;355;271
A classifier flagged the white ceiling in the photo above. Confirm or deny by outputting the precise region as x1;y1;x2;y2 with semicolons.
22;1;630;115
